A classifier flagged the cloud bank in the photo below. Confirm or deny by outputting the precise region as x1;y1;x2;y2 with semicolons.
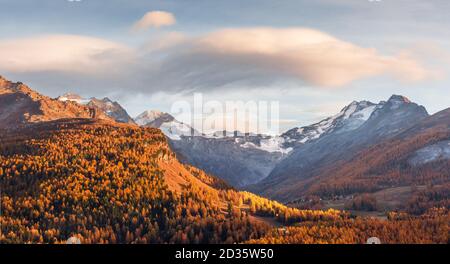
156;28;433;88
0;28;435;95
0;35;132;74
132;11;176;31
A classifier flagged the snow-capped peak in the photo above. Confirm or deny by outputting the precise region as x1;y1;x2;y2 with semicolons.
282;100;378;145
386;95;413;110
98;97;114;105
388;94;411;104
239;136;293;154
134;110;166;126
134;110;201;140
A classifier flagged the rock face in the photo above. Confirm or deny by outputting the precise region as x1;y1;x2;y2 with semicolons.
0;76;112;129
58;93;135;124
409;140;450;166
249;95;430;202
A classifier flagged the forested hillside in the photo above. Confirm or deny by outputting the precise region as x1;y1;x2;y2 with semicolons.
0;119;344;244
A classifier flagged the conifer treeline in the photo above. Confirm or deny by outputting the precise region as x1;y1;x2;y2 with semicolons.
248;208;448;244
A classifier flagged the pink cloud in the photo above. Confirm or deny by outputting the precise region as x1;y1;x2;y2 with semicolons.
189;27;435;87
132;11;176;31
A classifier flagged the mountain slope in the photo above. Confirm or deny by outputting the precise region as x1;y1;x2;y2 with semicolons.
0;76;112;129
251;95;430;202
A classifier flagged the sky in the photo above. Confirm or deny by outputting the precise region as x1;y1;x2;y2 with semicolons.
0;0;449;134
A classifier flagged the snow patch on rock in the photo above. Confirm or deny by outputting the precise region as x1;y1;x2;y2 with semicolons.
409;140;450;166
240;137;292;154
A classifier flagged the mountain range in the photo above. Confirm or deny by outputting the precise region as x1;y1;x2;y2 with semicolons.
130;94;449;204
0;76;355;244
134;96;449;207
250;96;448;202
1;75;448;244
1;75;449;208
